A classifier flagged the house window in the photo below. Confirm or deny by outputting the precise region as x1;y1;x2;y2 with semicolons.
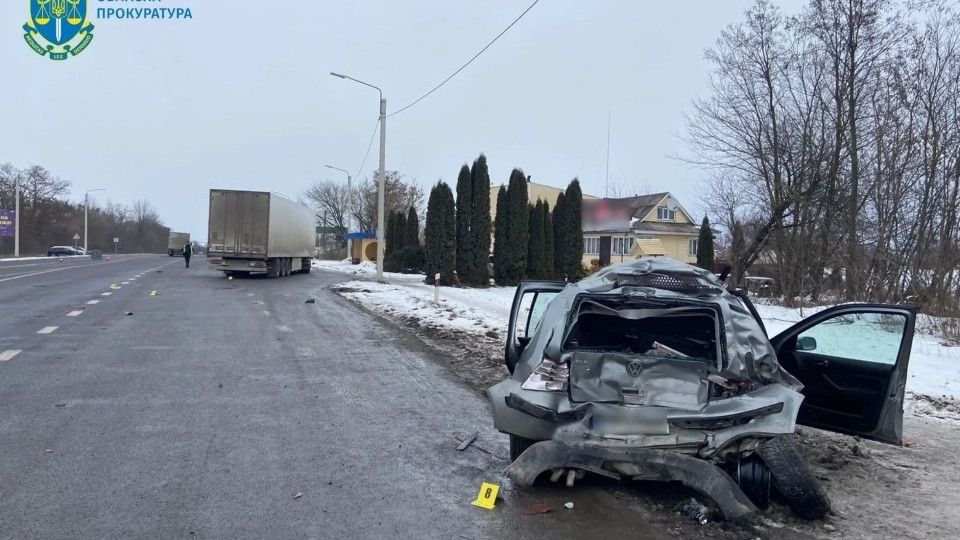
583;237;599;255
657;207;676;221
689;238;698;255
612;237;635;255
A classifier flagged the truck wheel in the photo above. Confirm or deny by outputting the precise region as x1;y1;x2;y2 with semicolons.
756;435;831;520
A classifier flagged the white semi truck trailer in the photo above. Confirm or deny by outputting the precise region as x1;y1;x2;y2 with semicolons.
206;189;315;278
167;232;191;256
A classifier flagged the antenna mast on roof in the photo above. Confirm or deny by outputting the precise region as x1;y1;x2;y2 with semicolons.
605;104;611;198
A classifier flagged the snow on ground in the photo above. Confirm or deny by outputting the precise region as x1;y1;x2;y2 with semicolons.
317;260;960;410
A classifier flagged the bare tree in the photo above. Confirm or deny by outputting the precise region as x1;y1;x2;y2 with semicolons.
303;180;349;231
606;178;653;198
353;171;424;234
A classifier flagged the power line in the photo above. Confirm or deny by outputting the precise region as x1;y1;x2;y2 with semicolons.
354;117;381;180
387;0;540;118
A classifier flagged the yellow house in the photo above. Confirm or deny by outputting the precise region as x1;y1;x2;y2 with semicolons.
581;192;700;269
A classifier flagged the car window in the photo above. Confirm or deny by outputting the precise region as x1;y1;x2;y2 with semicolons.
514;291;559;340
796;312;906;365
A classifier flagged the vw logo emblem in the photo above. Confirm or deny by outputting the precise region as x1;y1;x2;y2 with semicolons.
626;361;644;377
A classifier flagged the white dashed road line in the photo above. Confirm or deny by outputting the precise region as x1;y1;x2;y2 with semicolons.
121;281;129;285
277;325;291;332
87;300;99;305
102;292;112;296
37;327;58;334
0;350;22;362
66;311;83;317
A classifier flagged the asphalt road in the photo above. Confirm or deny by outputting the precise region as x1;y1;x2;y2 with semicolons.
0;255;678;540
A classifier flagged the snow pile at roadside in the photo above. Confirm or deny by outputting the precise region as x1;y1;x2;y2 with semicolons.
321;264;960;413
0;256;64;263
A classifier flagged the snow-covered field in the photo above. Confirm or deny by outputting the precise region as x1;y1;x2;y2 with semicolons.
314;259;960;416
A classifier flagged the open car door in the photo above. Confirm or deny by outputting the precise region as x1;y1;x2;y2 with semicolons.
769;304;916;445
505;281;566;374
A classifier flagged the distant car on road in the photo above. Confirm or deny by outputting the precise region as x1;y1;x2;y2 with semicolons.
48;246;83;256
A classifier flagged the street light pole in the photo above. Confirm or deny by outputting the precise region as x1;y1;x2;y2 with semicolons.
324;164;353;262
376;97;386;280
14;174;20;258
330;71;387;281
84;188;105;254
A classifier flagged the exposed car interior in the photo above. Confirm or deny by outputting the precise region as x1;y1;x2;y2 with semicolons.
562;298;722;365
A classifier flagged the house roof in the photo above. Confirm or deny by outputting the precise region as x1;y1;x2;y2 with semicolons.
632;222;700;235
582;192;669;225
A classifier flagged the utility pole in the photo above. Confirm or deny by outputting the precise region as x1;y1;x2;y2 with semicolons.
376;97;386;281
14;174;20;257
330;71;387;280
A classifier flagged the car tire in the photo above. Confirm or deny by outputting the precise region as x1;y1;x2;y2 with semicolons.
509;435;536;462
756;434;831;520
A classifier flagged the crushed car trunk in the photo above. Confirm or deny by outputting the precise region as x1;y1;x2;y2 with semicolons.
564;298;723;411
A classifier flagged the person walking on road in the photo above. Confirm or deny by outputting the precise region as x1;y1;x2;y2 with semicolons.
182;242;193;268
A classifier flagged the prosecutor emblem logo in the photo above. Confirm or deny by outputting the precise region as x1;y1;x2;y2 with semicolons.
23;0;94;60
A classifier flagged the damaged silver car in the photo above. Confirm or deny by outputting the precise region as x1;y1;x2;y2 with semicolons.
487;258;916;521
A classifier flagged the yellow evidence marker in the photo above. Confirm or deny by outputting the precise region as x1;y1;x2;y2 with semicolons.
150;291;158;296
110;284;118;289
471;482;499;509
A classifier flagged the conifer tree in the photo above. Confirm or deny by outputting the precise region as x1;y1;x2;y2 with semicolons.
501;169;529;285
552;192;567;278
469;154;492;285
697;215;715;272
492;186;508;284
454;164;473;283
543;201;555;280
527;201;546;279
424;181;457;285
561;179;584;279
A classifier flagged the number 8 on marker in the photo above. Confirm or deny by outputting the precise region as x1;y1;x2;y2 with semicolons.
471;482;499;509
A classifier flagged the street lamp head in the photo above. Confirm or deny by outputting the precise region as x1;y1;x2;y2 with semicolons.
330;72;346;79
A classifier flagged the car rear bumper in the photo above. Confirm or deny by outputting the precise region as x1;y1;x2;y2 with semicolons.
507;440;758;521
488;379;803;457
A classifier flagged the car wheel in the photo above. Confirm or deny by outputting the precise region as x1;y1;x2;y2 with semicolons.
736;455;771;509
756;434;831;519
509;435;537;462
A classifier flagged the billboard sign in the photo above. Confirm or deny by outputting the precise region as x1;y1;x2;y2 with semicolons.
0;209;14;237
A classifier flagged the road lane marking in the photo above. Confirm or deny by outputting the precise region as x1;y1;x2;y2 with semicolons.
277;325;291;332
37;327;58;334
87;300;99;305
262;311;271;316
121;281;129;285
0;256;159;283
66;311;83;317
0;350;22;362
101;292;112;296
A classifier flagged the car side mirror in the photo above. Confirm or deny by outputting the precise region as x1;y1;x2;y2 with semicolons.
797;336;817;351
518;336;532;351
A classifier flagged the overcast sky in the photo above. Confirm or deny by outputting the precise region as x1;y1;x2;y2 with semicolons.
1;0;807;240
